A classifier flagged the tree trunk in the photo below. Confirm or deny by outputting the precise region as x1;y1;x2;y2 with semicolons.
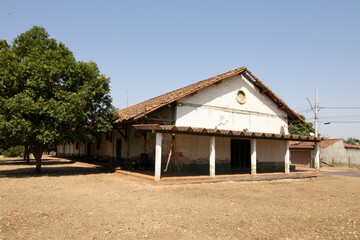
26;147;30;163
24;143;30;163
32;142;44;174
23;143;27;161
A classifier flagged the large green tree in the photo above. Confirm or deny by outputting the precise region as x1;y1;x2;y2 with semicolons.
289;114;315;136
0;26;116;173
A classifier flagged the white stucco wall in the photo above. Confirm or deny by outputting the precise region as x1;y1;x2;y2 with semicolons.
320;141;346;165
92;133;113;157
257;139;286;163
56;144;63;154
173;135;233;164
175;74;288;134
57;142;85;156
173;134;286;165
346;149;360;165
320;141;360;166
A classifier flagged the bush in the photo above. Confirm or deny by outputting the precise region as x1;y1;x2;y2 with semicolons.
4;145;25;157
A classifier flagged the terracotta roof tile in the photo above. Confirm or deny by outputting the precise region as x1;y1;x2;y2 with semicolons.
133;124;326;141
290;139;344;149
115;67;304;124
344;143;360;149
319;138;343;148
289;141;315;149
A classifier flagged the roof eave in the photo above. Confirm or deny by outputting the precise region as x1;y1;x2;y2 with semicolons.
243;68;305;125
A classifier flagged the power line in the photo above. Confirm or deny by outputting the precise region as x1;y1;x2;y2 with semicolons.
292;106;310;110
324;121;360;124
298;108;313;114
320;107;360;109
306;98;316;114
307;115;360;120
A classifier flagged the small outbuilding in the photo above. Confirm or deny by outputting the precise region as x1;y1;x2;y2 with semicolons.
290;138;360;168
320;139;360;166
289;141;315;168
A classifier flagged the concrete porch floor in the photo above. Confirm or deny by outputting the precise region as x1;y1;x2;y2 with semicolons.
115;169;318;185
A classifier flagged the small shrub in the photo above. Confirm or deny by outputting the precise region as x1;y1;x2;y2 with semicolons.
4;145;25;157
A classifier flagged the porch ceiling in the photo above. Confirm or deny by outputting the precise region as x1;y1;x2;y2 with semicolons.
133;124;326;142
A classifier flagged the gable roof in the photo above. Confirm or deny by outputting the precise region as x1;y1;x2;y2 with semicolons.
319;138;343;148
115;67;305;124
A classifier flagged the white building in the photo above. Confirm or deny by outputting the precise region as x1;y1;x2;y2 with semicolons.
57;67;323;180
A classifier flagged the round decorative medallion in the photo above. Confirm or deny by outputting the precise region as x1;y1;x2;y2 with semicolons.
236;88;246;104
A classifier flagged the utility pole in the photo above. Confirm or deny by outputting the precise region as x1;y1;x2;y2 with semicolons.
315;89;318;137
306;89;319;137
314;89;320;172
307;90;320;171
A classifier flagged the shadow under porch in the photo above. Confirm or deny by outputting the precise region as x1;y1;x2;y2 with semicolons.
130;124;324;181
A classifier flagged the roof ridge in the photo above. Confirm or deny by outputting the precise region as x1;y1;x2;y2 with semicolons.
115;66;304;124
115;67;246;123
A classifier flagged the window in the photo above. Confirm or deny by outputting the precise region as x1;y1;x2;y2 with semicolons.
236;88;246;104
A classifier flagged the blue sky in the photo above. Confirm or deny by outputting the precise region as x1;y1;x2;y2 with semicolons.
1;0;360;139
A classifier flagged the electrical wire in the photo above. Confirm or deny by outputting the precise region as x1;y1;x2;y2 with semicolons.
324;121;360;124
298;108;313;114
320;107;360;109
307;115;360;120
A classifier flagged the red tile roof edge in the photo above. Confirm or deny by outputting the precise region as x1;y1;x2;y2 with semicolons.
289;141;315;149
115;67;305;124
344;143;360;149
319;138;343;148
288;139;360;150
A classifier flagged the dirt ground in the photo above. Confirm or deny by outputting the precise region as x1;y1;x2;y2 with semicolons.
0;156;359;240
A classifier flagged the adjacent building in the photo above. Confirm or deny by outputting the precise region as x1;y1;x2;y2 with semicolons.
290;138;360;168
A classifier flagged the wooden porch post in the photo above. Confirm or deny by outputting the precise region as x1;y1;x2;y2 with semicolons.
314;142;320;172
250;139;257;175
285;140;290;174
209;136;215;177
155;132;163;181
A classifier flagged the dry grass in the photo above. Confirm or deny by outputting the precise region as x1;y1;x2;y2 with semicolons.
0;156;359;239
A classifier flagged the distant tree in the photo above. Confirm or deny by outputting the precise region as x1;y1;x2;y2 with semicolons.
344;137;360;145
288;114;315;136
0;26;117;173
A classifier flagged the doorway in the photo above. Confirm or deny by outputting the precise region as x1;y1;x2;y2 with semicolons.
116;139;122;161
231;139;250;169
87;142;92;157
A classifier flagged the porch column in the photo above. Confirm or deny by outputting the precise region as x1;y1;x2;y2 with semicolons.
285;140;290;174
155;133;163;181
250;139;257;175
209;136;215;177
314;142;320;172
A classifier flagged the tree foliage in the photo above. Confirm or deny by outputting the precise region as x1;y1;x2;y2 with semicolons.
344;137;360;145
0;26;117;173
4;145;25;158
288;114;315;136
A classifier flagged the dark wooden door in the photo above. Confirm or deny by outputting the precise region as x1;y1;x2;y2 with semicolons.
291;151;311;168
231;139;250;168
116;139;122;161
87;142;92;157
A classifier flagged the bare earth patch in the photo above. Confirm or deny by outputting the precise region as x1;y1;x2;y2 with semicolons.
0;156;359;239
